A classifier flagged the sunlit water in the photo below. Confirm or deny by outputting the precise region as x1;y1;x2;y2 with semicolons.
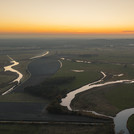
72;70;84;72
30;51;49;59
60;72;134;134
58;60;62;68
114;108;134;134
2;51;50;95
2;56;23;95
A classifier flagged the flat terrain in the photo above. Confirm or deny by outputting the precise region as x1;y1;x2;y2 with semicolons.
0;56;60;102
127;114;134;134
0;47;44;94
15;56;60;92
0;123;114;134
0;102;112;124
72;83;134;116
1;39;134;133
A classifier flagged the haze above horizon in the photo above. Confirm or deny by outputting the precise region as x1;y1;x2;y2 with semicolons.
0;0;134;36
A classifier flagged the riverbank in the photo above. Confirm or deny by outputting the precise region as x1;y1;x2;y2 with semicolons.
127;114;134;134
54;59;134;134
1;39;134;134
15;56;60;93
69;77;134;134
0;49;50;95
1;56;23;95
0;122;114;134
0;102;113;123
0;56;60;103
72;83;134;116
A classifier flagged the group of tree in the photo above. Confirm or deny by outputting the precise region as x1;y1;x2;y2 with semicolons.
24;76;75;100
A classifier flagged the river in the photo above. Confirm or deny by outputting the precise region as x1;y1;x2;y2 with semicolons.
2;56;23;95
2;51;50;95
29;51;49;59
114;108;134;134
60;71;134;134
3;53;134;133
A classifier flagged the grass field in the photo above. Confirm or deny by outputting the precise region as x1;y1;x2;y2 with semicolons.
0;48;48;94
50;58;134;116
7;41;134;116
53;59;134;93
0;92;47;102
72;83;134;116
49;42;134;117
127;114;134;134
1;39;134;133
53;60;102;92
0;123;114;134
50;51;134;117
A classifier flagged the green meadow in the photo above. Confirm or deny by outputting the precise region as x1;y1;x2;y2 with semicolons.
0;123;114;134
127;114;134;134
1;39;134;134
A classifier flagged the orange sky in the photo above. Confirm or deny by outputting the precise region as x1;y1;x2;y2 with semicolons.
1;0;134;34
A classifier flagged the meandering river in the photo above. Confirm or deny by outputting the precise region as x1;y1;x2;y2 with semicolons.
2;56;23;95
114;108;134;134
3;53;134;133
2;51;50;95
30;51;49;59
60;71;134;134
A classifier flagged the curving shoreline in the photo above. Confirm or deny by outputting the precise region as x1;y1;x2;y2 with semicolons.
4;60;23;84
60;71;134;134
60;71;106;110
2;52;134;133
30;51;49;59
2;51;50;95
58;60;62;68
114;108;134;134
2;56;23;95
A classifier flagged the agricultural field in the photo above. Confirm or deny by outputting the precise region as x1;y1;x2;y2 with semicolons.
1;39;134;134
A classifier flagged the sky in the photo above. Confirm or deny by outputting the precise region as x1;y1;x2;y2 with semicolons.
0;0;134;35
